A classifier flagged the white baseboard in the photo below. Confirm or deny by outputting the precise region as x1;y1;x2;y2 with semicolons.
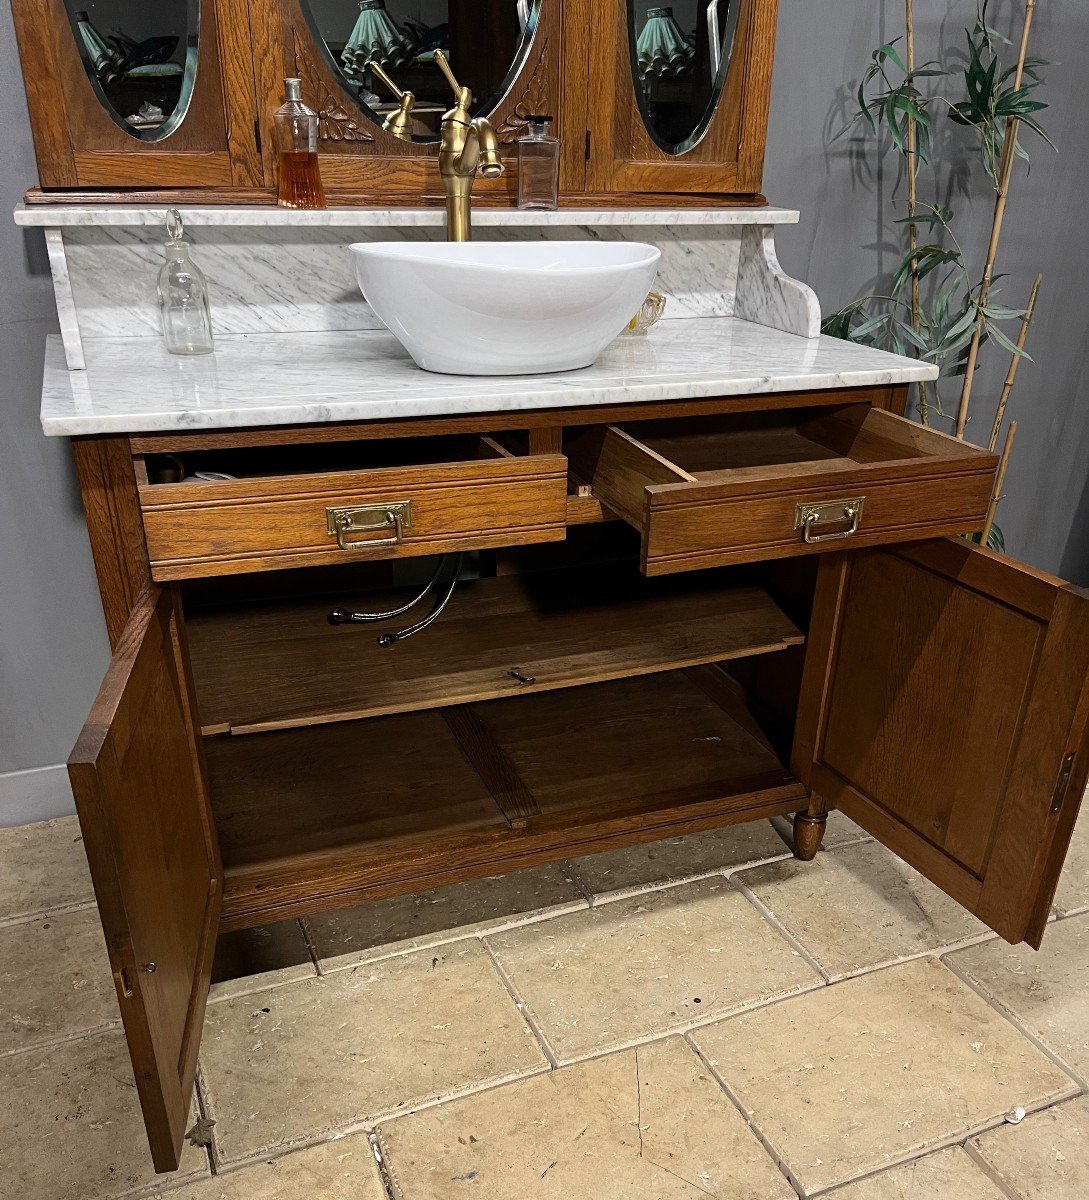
0;764;76;827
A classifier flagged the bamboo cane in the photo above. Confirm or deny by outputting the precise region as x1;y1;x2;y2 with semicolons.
988;273;1041;453
904;0;931;425
955;0;1037;439
980;421;1016;548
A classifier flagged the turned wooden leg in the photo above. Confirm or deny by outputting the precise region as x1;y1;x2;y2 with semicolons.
793;812;827;861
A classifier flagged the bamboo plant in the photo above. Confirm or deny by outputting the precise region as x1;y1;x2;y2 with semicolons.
822;0;1052;548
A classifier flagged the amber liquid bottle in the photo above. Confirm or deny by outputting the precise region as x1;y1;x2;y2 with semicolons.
275;78;326;209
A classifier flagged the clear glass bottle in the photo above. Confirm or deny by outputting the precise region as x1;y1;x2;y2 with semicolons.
516;115;560;211
157;211;214;356
275;77;326;209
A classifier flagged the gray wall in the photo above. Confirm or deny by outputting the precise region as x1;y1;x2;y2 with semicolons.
765;0;1089;581
0;0;1086;824
0;3;111;823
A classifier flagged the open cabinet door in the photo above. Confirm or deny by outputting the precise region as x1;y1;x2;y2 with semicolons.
795;540;1089;948
69;584;222;1172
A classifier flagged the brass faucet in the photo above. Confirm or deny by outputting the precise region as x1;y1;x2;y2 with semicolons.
368;51;504;242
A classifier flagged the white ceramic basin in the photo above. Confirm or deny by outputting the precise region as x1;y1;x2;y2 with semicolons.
349;241;661;375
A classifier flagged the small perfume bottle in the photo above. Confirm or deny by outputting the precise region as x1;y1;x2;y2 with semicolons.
275;77;326;209
157;210;214;356
516;115;559;211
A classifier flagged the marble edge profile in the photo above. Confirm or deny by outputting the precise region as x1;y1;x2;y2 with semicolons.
14;204;801;229
40;365;940;438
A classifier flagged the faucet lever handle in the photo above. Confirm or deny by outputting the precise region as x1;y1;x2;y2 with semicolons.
367;60;404;99
433;49;471;108
368;60;416;141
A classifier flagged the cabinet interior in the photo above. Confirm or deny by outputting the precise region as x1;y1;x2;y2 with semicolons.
570;403;977;485
182;534;817;929
142;432;515;484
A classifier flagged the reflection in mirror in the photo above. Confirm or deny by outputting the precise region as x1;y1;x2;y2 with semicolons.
63;2;198;141
629;1;740;154
302;0;539;142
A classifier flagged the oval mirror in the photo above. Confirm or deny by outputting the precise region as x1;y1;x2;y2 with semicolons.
62;1;198;141
629;1;741;154
300;0;540;143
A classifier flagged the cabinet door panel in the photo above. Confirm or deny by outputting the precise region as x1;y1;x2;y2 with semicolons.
587;0;778;196
11;0;261;189
795;540;1089;948
69;584;222;1172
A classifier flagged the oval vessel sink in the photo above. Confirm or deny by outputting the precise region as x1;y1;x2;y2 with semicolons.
350;241;662;376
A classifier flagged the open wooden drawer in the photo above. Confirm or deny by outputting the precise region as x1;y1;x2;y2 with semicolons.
136;434;568;579
570;406;998;574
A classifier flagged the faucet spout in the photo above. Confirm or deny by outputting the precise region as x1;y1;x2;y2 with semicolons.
454;118;504;180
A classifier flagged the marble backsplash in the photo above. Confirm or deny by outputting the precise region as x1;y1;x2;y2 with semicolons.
62;222;745;340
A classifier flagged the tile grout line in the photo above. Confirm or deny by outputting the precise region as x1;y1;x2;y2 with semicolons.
0;1018;122;1059
194;1063;221;1175
682;1031;805;1198
528;973;828;1071
298;917;325;976
585;853;795;909
728;875;832;984
0;898;98;929
211;1125;385;1179
306;899;590;978
558;860;596;906
962;1138;1031;1200
939;950;1089;1094
789;1114;1054;1199
369;1131;403;1200
812;926;1001;986
480;936;560;1069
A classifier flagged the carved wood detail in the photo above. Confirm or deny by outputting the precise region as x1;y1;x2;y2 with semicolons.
292;27;375;143
495;40;550;145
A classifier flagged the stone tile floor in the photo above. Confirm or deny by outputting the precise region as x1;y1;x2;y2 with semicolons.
2;807;1088;1199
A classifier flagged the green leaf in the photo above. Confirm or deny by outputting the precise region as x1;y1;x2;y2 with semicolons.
874;40;907;73
891;245;960;295
987;523;1006;554
985;319;1034;361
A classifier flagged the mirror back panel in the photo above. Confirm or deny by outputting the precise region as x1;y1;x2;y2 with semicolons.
629;1;743;155
299;0;540;144
588;0;778;198
62;1;198;144
253;0;582;200
11;0;262;189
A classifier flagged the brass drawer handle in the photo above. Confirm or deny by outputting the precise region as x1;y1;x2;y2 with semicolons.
795;497;866;544
326;502;412;551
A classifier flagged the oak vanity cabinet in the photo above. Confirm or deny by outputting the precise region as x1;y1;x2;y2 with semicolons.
66;394;1089;1173
10;0;262;189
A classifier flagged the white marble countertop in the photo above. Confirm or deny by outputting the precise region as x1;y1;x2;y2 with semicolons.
15;203;800;229
41;317;937;437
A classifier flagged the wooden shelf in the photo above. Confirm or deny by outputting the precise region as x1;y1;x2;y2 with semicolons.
207;668;805;930
188;564;804;735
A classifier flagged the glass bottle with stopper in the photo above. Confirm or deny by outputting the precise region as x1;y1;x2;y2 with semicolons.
157;209;214;356
274;77;326;209
516;115;560;211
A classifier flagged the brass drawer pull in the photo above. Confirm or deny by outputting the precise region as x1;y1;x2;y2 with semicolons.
795;497;866;544
326;502;412;551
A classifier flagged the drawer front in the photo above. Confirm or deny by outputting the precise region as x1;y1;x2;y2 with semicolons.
642;468;995;574
140;454;568;579
577;409;998;577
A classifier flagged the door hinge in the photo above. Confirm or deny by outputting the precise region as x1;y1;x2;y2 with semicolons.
254;118;262;156
584;130;591;161
1051;751;1077;813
